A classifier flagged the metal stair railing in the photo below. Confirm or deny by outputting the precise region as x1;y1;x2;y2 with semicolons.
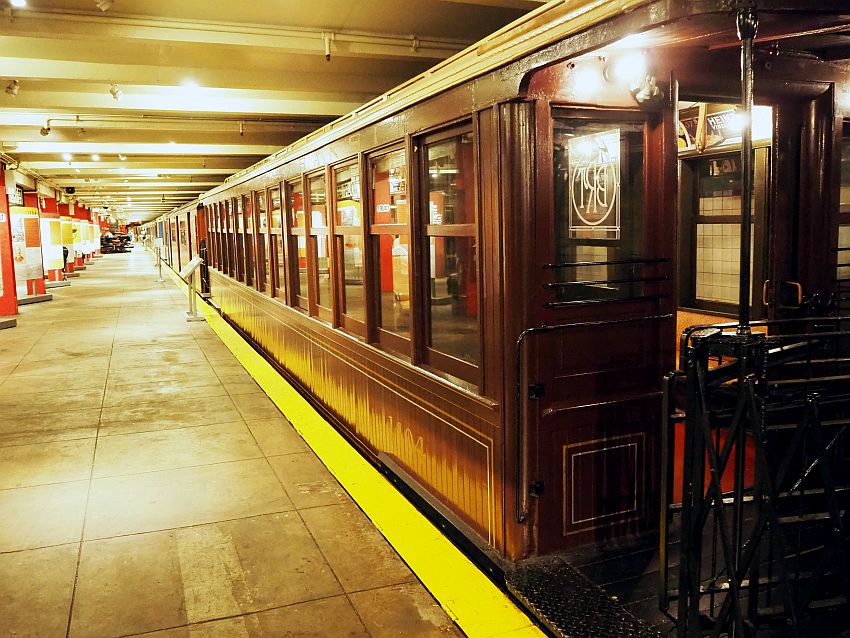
660;317;850;637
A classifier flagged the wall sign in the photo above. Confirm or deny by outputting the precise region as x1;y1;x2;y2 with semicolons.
568;128;621;240
10;206;45;292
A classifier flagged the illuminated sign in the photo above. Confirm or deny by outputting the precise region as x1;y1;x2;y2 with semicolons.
568;129;620;240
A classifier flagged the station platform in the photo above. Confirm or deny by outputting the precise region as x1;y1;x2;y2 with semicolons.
0;249;480;637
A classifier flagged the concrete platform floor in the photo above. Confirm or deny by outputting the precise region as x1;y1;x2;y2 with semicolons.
0;249;463;638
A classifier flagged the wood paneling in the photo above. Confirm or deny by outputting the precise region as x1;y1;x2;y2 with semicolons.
209;270;503;550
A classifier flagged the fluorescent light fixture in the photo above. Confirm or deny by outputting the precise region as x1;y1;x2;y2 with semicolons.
91;154;100;161
4;79;19;97
10;0;27;8
62;152;72;161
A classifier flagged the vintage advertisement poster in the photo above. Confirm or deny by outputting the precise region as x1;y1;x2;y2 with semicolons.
568;128;621;240
10;206;45;293
40;217;64;271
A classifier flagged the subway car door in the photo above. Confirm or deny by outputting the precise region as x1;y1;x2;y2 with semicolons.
523;108;675;554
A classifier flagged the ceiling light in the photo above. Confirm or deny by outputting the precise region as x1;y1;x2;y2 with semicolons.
95;0;113;11
10;0;26;7
62;152;72;161
109;83;123;100
119;154;126;161
91;154;100;161
4;79;19;97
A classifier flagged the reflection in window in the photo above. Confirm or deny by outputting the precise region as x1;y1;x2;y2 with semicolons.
372;150;410;337
243;194;254;286
287;180;305;305
310;175;331;308
270;188;282;229
553;119;644;302
378;234;410;336
257;191;270;289
335;164;364;322
425;132;479;366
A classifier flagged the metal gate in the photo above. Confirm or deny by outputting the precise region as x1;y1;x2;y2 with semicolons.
660;317;850;637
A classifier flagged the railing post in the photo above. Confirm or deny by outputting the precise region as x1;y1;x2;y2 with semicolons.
737;7;758;336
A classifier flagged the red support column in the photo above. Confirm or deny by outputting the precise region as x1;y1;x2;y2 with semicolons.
60;203;76;275
19;193;47;296
0;167;19;327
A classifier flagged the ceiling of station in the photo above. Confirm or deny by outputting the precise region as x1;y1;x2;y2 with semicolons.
0;0;544;222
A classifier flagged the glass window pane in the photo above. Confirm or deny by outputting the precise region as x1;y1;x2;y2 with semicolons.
427;133;474;225
428;236;479;364
309;175;328;228
373;150;409;225
297;235;308;299
335;164;361;226
276;235;285;292
243;196;253;285
342;234;364;321
377;234;410;336
316;235;331;307
258;191;268;231
270;188;282;229
553;120;644;302
288;181;304;228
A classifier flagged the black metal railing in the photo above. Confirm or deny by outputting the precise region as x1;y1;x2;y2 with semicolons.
661;317;850;637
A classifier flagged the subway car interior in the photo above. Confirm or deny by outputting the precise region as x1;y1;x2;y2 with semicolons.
5;1;850;637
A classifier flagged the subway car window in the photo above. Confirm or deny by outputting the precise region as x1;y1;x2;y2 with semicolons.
257;190;270;293
233;197;244;282
243;193;255;287
553;118;645;301
287;179;308;309
270;187;285;298
423;130;480;372
837;131;850;311
334;163;365;325
309;174;332;314
370;149;411;341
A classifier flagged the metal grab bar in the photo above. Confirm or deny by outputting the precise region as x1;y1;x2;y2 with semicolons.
543;257;670;269
513;312;672;524
543;275;669;288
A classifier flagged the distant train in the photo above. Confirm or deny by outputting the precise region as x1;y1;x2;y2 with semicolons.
146;0;850;572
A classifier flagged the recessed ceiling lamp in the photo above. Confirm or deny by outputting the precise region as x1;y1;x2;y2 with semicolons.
4;79;19;97
10;0;27;8
95;0;113;11
62;152;72;161
91;154;100;161
109;83;123;100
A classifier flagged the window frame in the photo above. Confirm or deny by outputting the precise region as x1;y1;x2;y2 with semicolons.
268;184;286;299
285;177;309;311
331;157;367;338
416;123;482;386
254;189;272;295
367;143;413;357
307;169;333;323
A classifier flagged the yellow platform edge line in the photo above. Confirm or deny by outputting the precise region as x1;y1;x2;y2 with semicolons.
162;265;544;638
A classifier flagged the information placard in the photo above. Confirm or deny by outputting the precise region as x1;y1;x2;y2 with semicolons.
10;206;45;293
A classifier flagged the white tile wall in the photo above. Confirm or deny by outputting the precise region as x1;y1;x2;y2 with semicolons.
696;223;745;304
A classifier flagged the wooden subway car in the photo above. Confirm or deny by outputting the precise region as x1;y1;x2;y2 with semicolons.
148;0;850;563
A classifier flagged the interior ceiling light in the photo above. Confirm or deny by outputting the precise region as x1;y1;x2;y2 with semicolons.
62;152;72;161
109;83;123;100
95;0;113;11
4;79;19;97
118;154;126;161
10;0;27;7
91;154;100;161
